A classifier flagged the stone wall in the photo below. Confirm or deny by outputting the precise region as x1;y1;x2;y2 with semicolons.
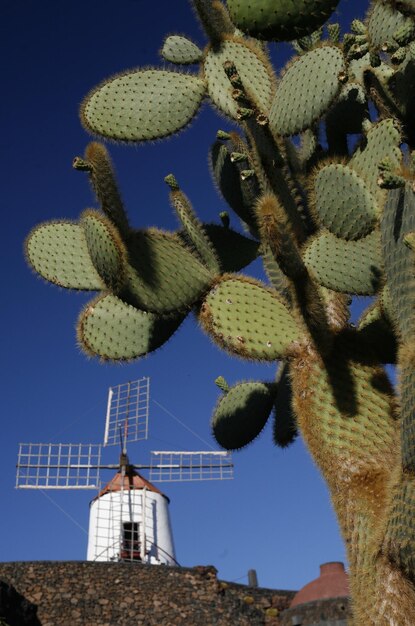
0;561;295;626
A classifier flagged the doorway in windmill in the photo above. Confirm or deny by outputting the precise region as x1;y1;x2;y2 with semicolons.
121;522;141;561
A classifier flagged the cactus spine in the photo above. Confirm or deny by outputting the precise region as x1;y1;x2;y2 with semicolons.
25;1;415;622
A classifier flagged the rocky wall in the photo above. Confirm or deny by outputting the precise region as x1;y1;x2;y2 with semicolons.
0;561;295;626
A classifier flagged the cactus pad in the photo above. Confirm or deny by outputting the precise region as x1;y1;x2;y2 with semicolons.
210;140;259;233
81;69;206;142
368;0;411;49
168;182;221;273
77;294;184;361
226;0;340;42
25;221;104;290
198;275;302;360
273;365;298;448
81;210;127;292
211;380;277;450
203;39;275;118
303;230;382;295
382;185;415;341
357;299;397;363
269;46;345;136
261;243;291;298
325;82;368;138
160;35;203;64
349;119;402;202
120;229;213;314
81;142;130;235
203;224;259;271
312;163;378;239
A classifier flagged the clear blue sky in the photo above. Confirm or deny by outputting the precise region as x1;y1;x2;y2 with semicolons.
2;0;370;591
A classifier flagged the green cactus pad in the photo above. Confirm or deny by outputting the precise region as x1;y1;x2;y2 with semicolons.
211;380;277;450
357;299;384;331
273;365;298;448
382;185;415;341
325;83;368;139
303;230;382;295
388;58;415;144
356;298;397;363
298;129;318;166
203;224;259;272
198;275;301;360
25;221;104;290
82;142;130;236
269;45;345;136
77;294;184;361
261;243;291;299
160;35;203;64
168;184;221;273
81;69;206;142
203;39;275;118
368;0;411;49
210;141;259;233
80;210;127;292
226;0;340;42
312;163;378;239
349;119;401;203
120;229;213;314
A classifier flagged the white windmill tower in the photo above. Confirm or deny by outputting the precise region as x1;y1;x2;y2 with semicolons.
16;378;233;566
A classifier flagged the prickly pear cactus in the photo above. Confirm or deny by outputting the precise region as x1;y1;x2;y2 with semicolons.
25;1;415;623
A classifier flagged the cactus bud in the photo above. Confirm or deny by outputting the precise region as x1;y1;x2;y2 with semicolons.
164;173;180;190
236;107;255;120
377;171;406;189
241;169;255;180
215;376;230;393
351;19;366;35
73;156;91;171
327;22;340;43
217;130;231;141
219;211;230;228
230;152;247;163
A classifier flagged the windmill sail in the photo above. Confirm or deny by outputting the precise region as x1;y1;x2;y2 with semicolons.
16;443;102;489
104;378;149;447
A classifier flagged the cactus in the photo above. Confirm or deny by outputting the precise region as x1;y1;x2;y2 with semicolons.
25;1;415;622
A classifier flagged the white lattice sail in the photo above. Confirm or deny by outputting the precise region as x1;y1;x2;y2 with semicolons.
149;451;233;482
104;378;149;446
16;443;102;489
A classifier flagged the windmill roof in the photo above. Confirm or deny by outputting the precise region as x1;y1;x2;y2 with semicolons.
93;468;169;502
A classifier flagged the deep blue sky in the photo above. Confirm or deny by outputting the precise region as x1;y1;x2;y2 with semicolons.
3;0;369;591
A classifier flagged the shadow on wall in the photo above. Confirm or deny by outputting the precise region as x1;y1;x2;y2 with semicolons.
0;581;41;626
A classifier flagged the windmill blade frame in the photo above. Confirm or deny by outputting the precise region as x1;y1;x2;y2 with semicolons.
16;443;102;489
104;377;150;447
149;450;234;482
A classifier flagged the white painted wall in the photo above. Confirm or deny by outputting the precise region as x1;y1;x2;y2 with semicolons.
87;487;176;565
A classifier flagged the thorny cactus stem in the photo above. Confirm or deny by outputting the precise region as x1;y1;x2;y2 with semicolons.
25;1;415;623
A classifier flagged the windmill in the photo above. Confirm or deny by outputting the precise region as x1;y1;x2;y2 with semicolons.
16;378;233;566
